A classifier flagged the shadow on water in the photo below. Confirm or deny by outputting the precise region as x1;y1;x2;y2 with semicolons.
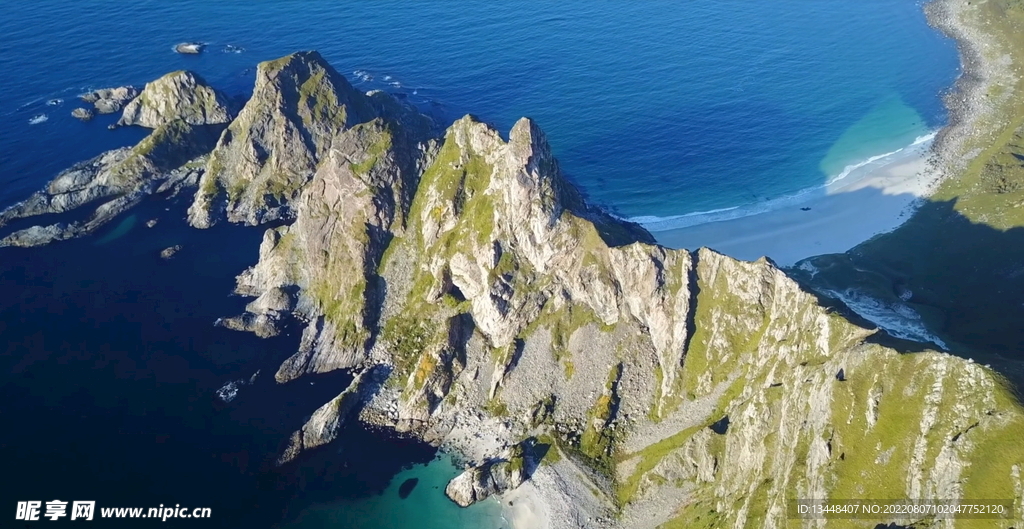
0;196;438;528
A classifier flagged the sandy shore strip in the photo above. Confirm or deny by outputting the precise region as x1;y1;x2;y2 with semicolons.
500;481;548;529
647;138;942;267
647;0;1009;269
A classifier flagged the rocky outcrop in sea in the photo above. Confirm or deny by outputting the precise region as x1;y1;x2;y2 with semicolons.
80;86;139;114
118;70;234;129
174;42;204;54
445;441;534;507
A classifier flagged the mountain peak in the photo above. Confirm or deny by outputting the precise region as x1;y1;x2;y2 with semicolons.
187;51;378;228
117;70;233;129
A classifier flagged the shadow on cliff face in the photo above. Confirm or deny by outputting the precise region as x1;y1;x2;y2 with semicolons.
789;196;1024;392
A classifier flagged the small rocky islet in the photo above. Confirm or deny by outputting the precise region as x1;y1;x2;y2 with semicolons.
2;50;1022;528
174;42;204;54
71;86;139;121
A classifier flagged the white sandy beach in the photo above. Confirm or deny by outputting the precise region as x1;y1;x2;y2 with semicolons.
500;481;548;529
646;139;941;267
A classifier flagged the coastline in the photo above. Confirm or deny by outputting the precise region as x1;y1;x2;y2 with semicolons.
361;386;613;529
788;0;1024;366
453;1;1003;527
644;0;1000;267
647;135;943;267
924;0;1013;174
501;1;1001;526
501;0;1003;526
0;1;1015;528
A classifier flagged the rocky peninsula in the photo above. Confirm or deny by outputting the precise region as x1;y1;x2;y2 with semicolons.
1;35;1022;529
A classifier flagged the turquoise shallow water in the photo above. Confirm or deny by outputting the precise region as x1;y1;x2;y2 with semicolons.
280;455;504;529
0;1;959;528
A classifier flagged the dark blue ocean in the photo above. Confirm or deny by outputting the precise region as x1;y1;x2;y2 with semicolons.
0;1;958;528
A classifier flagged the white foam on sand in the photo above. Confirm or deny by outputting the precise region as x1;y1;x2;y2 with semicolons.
822;287;947;348
647;134;942;267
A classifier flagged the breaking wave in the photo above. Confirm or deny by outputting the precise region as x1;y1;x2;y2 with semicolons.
825;287;947;349
216;380;242;403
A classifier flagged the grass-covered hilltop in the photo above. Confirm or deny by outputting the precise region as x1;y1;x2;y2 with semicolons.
2;14;1023;528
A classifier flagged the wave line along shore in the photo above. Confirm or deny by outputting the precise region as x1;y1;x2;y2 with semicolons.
642;0;1000;268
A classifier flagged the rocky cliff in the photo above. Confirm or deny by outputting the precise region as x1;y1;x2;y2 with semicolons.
117;70;234;128
3;52;1023;528
186;50;432;229
0;117;221;247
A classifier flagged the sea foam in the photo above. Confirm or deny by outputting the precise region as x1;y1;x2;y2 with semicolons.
823;287;946;349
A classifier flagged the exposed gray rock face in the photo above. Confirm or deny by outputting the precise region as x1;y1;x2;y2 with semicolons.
71;107;94;121
81;86;139;114
187;51;389;228
174;42;204;54
445;443;532;507
276;368;371;465
118;71;233;129
215;286;296;338
191;52;438;384
233;113;432;382
0;119;221;247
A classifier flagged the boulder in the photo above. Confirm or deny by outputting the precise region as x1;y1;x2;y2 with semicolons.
160;245;182;259
445;443;533;507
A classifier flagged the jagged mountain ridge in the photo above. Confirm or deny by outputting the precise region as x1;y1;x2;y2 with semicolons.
187;50;434;229
1;51;1021;528
202;53;1024;529
0;68;234;247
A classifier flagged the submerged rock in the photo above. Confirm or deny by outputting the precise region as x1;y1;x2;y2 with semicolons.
159;245;182;259
397;478;419;499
